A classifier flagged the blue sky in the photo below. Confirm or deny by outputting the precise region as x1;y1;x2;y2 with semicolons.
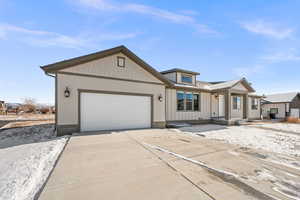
1;0;300;104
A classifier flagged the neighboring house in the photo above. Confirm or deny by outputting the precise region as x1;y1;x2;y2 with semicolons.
41;45;262;135
262;92;300;119
0;101;6;114
6;103;21;113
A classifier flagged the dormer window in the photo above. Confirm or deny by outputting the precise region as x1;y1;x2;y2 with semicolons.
181;74;192;84
117;56;125;67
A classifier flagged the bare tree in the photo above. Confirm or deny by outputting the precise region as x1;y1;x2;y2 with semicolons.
21;98;37;113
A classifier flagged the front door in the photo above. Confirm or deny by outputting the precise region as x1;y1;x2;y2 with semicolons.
219;95;225;118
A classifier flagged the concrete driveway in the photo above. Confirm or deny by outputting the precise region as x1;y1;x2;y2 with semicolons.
39;130;213;200
39;128;300;200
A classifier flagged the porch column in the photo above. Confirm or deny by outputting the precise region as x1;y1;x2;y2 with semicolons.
243;94;249;119
225;90;231;120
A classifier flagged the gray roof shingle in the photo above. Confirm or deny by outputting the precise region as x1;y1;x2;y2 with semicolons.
264;92;300;103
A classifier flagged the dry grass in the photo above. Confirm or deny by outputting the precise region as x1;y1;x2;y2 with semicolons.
0;114;54;121
286;117;300;123
1;120;54;129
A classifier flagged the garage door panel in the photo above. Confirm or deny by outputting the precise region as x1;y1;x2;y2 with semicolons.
80;92;151;132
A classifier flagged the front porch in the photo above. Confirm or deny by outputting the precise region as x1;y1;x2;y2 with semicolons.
211;90;249;125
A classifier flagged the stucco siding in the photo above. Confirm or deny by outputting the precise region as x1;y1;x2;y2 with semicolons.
57;73;165;125
248;97;260;119
262;103;287;118
165;88;211;121
61;52;163;84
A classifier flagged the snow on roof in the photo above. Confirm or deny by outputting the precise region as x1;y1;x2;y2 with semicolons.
264;92;300;103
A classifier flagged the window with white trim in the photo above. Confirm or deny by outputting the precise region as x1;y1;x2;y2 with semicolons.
181;75;193;83
117;56;125;67
177;92;184;111
233;96;241;110
176;91;201;111
251;98;258;110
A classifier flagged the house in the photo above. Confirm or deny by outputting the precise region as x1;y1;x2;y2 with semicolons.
0;100;6;114
41;46;262;135
262;92;300;119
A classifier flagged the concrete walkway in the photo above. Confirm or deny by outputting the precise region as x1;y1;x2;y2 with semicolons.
39;132;213;200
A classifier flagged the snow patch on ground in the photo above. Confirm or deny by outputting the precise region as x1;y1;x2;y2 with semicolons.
251;123;300;134
178;124;300;156
0;125;68;200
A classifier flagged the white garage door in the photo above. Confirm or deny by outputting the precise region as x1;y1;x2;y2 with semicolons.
80;92;151;132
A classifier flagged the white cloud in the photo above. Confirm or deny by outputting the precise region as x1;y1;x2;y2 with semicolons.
262;49;300;62
0;23;138;49
73;0;216;34
232;65;265;77
240;20;294;39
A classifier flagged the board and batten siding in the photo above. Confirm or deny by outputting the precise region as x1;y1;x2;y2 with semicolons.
211;95;218;118
162;72;176;82
165;88;211;121
248;97;261;119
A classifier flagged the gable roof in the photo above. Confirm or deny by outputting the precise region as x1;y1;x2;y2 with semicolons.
41;45;172;86
160;68;200;75
264;92;300;103
209;78;255;92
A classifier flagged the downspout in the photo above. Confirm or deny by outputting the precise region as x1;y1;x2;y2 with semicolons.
43;70;57;131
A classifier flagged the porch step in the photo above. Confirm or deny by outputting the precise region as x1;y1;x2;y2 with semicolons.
166;122;192;128
235;119;249;125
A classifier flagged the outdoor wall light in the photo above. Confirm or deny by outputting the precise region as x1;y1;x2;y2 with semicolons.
158;94;163;102
64;87;70;98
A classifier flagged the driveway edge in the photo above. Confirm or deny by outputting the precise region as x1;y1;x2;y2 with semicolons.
34;135;71;200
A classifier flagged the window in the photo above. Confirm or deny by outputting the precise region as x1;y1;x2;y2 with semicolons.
117;56;125;67
193;94;200;111
176;91;200;111
181;75;193;83
233;96;241;110
185;93;193;111
251;98;258;110
177;92;184;111
270;108;278;114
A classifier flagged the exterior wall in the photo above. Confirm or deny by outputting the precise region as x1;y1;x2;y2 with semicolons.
56;73;166;129
163;72;176;82
165;88;211;121
61;52;163;84
211;94;218;118
290;95;300;109
262;103;287;118
231;95;243;119
232;82;248;92
248;97;261;119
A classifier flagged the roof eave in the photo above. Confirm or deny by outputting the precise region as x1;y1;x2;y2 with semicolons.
40;45;173;87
